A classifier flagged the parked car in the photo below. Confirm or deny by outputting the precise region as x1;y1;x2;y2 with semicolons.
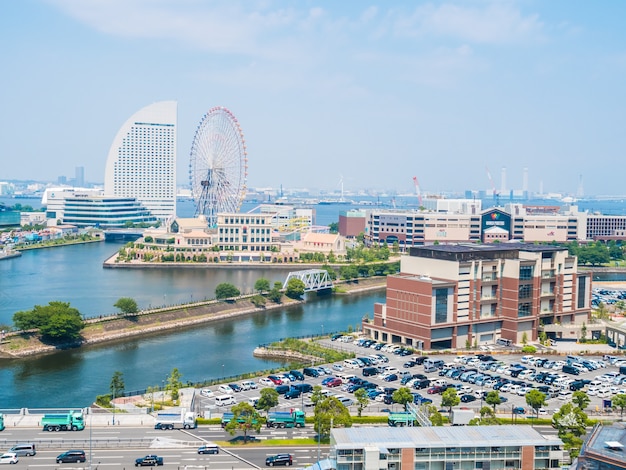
218;384;231;394
259;378;274;387
200;388;214;398
284;388;301;399
268;375;283;385
460;394;476;403
228;383;242;393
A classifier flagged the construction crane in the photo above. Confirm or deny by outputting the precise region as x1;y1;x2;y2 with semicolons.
412;176;423;208
485;165;499;205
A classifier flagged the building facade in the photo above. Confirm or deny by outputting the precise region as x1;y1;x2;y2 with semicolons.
339;210;366;238
104;101;177;221
331;425;564;470
364;204;626;248
362;244;591;349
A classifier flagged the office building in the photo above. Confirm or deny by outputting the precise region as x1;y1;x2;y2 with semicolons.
364;204;626;248
331;425;564;470
104;101;177;221
362;243;591;349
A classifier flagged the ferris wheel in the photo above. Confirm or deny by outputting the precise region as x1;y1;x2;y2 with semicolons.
189;106;248;227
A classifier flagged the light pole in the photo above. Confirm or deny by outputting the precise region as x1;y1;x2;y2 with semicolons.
88;408;92;470
222;364;225;378
162;380;165;408
321;324;324;337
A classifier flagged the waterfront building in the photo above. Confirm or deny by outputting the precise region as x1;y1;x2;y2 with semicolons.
257;204;315;236
364;203;626;248
576;423;626;470
362;243;592;349
331;425;564;470
42;188;156;228
338;209;366;238
295;232;346;256
104;101;177;221
0;204;20;229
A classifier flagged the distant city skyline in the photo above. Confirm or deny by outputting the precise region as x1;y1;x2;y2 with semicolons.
1;1;626;196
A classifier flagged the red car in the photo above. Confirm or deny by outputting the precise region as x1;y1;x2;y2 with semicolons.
326;378;343;388
267;375;283;385
427;386;444;394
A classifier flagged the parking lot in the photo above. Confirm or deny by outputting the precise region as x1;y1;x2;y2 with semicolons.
195;336;626;421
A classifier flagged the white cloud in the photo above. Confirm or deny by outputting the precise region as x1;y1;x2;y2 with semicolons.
392;2;544;45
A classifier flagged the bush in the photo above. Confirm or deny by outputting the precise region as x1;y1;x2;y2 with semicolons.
521;345;537;353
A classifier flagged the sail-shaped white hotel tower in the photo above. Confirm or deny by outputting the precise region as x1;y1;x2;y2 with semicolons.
104;101;177;221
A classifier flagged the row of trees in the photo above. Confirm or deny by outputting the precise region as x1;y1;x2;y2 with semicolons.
566;240;623;265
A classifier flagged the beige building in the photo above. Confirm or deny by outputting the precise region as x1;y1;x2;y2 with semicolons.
296;232;346;255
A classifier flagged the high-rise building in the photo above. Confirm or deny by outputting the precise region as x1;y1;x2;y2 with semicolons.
104;101;177;220
75;166;85;187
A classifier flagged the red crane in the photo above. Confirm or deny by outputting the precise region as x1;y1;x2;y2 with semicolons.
412;176;423;207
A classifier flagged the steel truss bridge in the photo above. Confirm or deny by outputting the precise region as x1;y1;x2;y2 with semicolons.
283;269;333;292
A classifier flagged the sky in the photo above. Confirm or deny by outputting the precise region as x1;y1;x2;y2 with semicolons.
1;0;625;197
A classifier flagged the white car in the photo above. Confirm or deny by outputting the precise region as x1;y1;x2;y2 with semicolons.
0;453;18;465
200;388;214;398
258;378;273;387
218;384;231;394
332;363;344;371
240;380;258;391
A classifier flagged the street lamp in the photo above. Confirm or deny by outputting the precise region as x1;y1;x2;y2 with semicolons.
321;324;324;337
162;380;165;408
222;364;225;378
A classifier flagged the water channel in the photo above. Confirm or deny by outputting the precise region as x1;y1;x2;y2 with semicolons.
0;240;384;408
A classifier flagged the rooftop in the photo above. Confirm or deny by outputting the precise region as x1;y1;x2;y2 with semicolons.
408;243;566;262
332;425;561;449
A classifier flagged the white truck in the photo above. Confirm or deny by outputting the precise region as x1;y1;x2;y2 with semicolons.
451;409;475;426
154;409;196;430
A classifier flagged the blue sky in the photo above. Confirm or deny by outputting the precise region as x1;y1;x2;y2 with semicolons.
1;0;625;196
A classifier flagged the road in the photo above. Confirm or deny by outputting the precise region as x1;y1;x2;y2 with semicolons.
0;425;328;469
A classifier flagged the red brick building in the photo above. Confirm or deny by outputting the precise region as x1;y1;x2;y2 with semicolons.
338;210;366;238
362;243;592;350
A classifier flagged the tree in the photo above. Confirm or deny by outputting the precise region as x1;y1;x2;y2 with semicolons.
485;390;502;413
114;297;139;314
267;282;283;303
256;388;279;414
215;283;240;300
441;388;460;413
285;278;306;299
426;405;444;426
110;371;125;399
13;301;85;342
354;388;369;417
224;402;263;443
580;322;587;342
479;406;498;425
254;278;270;293
572;391;590;411
552;403;587;459
166;368;183;402
392;387;414;411
612;394;626;416
525;389;546;417
328;222;339;234
314;396;352;439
